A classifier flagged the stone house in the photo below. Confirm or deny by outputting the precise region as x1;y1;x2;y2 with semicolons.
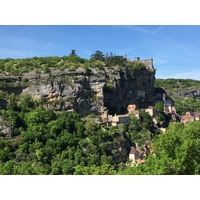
181;111;200;124
181;115;195;124
127;104;141;121
153;88;176;114
100;108;130;126
127;104;137;113
185;111;200;120
163;94;174;113
111;114;130;126
100;104;141;126
181;113;195;124
134;57;154;70
129;146;144;166
145;106;158;117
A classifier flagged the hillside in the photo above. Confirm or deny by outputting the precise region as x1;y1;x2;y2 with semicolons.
0;52;158;174
155;78;200;98
155;78;200;114
1;52;200;175
0;53;155;116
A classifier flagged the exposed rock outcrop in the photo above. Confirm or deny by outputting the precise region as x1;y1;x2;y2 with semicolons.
175;89;200;99
0;115;12;138
0;65;155;116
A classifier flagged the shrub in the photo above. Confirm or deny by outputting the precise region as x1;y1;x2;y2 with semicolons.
103;83;115;93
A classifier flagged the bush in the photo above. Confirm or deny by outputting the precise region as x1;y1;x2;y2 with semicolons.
103;83;115;93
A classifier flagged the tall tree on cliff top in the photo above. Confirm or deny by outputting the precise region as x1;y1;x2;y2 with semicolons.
69;49;77;56
90;50;105;62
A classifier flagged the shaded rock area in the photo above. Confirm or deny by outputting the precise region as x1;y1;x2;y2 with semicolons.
175;89;200;99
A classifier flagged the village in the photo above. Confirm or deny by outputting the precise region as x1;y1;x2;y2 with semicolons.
99;88;200;129
77;56;200;166
95;89;200;166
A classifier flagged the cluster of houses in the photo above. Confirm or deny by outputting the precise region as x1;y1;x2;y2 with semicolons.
99;83;200;128
100;97;175;127
99;86;200;166
100;86;179;126
127;109;200;166
153;87;200;125
100;104;140;126
180;111;200;124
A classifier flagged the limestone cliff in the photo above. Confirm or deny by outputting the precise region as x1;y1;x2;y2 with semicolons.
0;65;155;116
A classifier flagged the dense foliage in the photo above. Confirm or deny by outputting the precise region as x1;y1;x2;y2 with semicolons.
1;53;200;174
0;50;147;76
155;78;200;92
120;121;200;175
1;93;200;174
173;97;200;115
0;93;159;174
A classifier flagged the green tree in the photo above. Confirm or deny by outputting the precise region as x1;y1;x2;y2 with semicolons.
84;121;99;136
141;121;200;174
154;102;164;113
140;110;155;132
90;50;105;62
69;49;77;56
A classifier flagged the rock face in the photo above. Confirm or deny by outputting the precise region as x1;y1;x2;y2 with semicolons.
0;65;155;116
0;115;12;138
175;89;200;99
103;67;155;114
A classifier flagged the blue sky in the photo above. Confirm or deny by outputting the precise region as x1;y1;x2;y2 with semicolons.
1;25;200;80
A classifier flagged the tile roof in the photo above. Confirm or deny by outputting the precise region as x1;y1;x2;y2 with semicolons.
181;115;194;120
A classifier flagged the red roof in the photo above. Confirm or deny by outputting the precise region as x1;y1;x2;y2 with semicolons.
181;115;194;120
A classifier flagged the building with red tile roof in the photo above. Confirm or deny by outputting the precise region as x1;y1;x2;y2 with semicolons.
180;114;195;124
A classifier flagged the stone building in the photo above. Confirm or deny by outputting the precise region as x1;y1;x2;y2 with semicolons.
163;94;174;113
101;104;141;126
181;114;195;124
111;114;130;126
145;106;158;117
129;146;144;166
185;111;200;120
127;104;141;121
181;111;200;124
134;57;154;70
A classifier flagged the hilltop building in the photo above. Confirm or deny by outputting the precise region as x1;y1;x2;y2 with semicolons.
134;57;154;70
